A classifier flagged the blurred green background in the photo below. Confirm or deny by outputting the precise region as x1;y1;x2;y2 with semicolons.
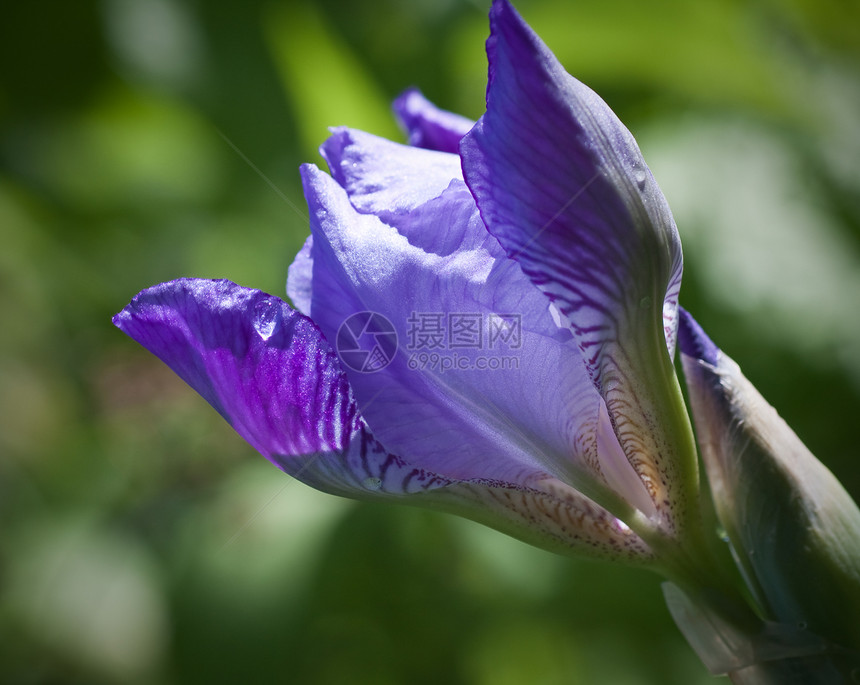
1;0;858;683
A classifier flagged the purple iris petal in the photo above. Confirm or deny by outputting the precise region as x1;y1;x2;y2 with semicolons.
662;265;683;360
302;164;557;482
286;235;313;315
322;127;463;219
444;477;654;563
318;128;660;517
112;278;452;497
289;128;459;321
301;156;654;518
460;0;682;370
392;88;475;154
113;279;651;561
113;279;355;465
321;128;503;260
677;307;719;367
460;0;694;531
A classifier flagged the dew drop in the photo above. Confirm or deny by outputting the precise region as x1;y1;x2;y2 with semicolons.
634;168;647;190
363;476;383;491
253;299;278;340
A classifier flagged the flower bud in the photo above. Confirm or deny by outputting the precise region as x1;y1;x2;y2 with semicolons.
678;309;860;654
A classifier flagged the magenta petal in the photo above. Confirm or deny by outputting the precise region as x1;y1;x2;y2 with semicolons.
392;88;475;154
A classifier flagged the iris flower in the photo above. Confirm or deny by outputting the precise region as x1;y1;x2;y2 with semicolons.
114;0;860;679
115;0;693;567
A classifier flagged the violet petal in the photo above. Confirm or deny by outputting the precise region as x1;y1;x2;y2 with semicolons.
460;0;694;531
113;278;651;561
302;162;651;519
461;0;683;367
322;126;462;218
392;87;475;154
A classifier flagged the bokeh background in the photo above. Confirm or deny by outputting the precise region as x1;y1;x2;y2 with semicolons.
2;0;859;683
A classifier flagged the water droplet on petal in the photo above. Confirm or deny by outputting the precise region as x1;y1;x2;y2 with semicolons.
253;299;279;340
363;476;383;491
634;168;647;190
